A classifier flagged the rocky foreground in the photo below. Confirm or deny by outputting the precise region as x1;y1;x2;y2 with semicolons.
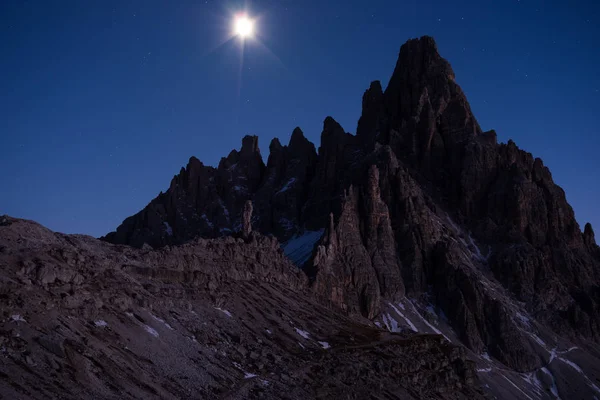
1;215;481;399
2;36;600;399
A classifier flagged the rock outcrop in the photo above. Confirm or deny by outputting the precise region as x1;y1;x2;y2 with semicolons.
0;216;480;400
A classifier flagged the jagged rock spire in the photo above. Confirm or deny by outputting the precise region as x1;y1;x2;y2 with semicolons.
242;200;253;238
584;222;597;247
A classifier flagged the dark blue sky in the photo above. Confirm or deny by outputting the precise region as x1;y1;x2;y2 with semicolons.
1;0;599;237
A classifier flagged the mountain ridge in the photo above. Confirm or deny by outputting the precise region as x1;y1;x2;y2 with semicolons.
3;35;598;399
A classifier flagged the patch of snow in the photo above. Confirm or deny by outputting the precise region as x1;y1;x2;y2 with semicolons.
425;304;436;315
477;368;492;373
298;342;305;349
244;372;257;379
528;332;546;347
557;346;578;354
445;213;461;234
558;357;600;394
125;312;134;318
200;214;214;228
558;357;582;373
215;307;232;318
281;230;324;266
260;379;270;386
515;312;531;327
467;233;487;262
408;300;451;341
266;329;272;334
521;372;543;395
143;324;159;337
502;374;534;400
295;328;310;339
388;303;417;332
163;222;173;236
318;341;330;349
549;348;557;363
233;185;246;192
374;321;381;328
481;353;492;362
151;314;174;330
11;314;26;323
276;178;297;194
540;367;560;398
382;313;401;332
94;320;108;327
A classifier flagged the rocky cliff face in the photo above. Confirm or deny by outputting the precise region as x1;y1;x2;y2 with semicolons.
93;35;600;399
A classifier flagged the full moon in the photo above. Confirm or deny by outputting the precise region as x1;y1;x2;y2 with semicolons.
234;15;254;38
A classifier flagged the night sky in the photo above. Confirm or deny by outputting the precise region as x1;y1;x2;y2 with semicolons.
1;1;599;238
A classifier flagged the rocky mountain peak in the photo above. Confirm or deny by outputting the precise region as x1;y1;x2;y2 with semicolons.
99;36;600;399
584;222;597;247
241;134;261;155
269;137;283;153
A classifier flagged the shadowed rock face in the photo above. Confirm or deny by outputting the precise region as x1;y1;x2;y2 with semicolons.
89;35;600;398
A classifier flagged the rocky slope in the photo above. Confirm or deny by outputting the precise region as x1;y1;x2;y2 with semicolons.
0;215;480;399
4;35;600;399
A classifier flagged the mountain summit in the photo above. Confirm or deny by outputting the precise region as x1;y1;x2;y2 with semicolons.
2;36;598;399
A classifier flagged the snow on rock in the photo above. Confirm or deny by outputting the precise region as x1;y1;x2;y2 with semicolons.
143;324;159;337
528;332;546;347
557;346;578;354
521;372;543;396
557;357;600;394
11;314;26;323
215;307;232;318
265;329;272;334
382;313;401;333
94;320;108;327
388;303;417;332
276;178;296;194
244;372;257;379
151;314;174;330
467;233;488;262
318;341;331;349
282;230;324;266
295;328;310;339
163;222;173;236
515;312;531;327
477;368;492;373
540;367;560;398
481;353;492;362
502;374;535;400
408;300;451;341
201;214;214;229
